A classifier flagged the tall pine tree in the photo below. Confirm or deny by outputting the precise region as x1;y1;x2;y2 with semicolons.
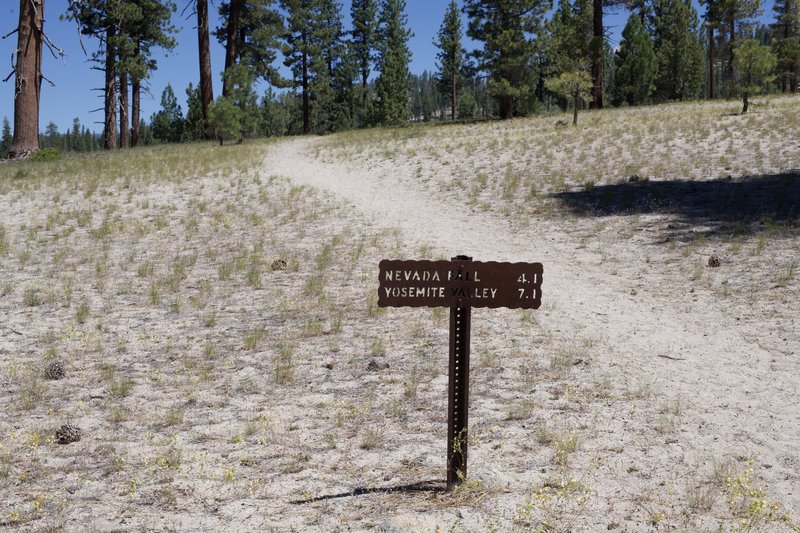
614;13;657;105
65;1;169;149
720;0;762;94
652;0;705;101
351;0;379;121
375;0;412;126
772;0;800;91
216;1;283;95
281;0;316;134
434;1;465;121
8;0;45;158
733;38;776;112
127;1;176;147
314;0;347;132
195;0;214;137
700;0;722;98
151;84;183;142
464;0;549;119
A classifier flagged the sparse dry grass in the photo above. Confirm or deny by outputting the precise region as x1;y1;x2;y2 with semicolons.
2;98;799;531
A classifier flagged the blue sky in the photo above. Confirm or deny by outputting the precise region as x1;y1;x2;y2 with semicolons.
0;0;776;134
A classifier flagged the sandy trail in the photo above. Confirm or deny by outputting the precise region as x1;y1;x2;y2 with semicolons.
266;136;799;515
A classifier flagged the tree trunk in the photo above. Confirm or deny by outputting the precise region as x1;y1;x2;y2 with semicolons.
8;0;44;159
198;0;213;138
131;41;141;147
361;70;369;109
451;69;457;121
727;17;736;90
499;95;513;120
590;0;603;109
741;92;748;114
302;39;310;135
573;92;579;126
223;0;243;97
104;26;117;150
708;25;716;99
119;71;129;148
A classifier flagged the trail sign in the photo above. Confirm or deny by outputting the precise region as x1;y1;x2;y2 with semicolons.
379;259;543;309
378;256;543;489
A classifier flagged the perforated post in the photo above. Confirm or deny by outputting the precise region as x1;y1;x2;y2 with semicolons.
447;255;472;489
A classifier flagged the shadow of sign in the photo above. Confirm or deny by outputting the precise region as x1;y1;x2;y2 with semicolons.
553;171;800;240
289;479;446;504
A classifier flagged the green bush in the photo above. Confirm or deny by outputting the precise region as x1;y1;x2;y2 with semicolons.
29;148;62;161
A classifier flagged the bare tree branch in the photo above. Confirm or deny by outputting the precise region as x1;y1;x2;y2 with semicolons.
42;30;65;62
65;0;88;55
181;0;197;18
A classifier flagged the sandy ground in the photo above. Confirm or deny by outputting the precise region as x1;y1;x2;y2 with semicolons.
1;101;799;532
267;132;800;531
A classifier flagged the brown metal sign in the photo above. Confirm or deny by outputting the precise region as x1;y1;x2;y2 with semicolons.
378;256;544;489
378;259;543;310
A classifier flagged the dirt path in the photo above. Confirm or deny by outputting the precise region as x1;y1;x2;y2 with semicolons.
266;137;800;525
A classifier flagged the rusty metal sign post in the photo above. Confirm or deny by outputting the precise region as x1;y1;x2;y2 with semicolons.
378;255;543;489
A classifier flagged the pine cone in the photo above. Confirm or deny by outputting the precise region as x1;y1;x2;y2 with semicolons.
44;360;66;380
56;424;81;445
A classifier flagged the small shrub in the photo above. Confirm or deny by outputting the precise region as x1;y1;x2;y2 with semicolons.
75;301;90;324
29;148;62;161
23;287;44;307
108;378;133;399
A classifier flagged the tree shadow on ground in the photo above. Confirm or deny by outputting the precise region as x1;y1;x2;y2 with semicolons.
552;171;800;241
290;479;446;504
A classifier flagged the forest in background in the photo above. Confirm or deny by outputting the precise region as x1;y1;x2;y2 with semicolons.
1;0;798;158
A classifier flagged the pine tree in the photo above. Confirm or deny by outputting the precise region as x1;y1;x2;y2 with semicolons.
700;0;723;98
614;13;657;105
208;97;243;145
547;0;593;75
720;0;762;94
590;0;603;108
44;122;59;149
184;83;205;141
216;1;283;95
733;38;776;112
66;1;173;150
126;1;177;147
332;40;361;130
435;1;465;121
0;118;12;158
70;118;84;151
66;1;121;150
8;0;45;158
261;87;292;136
311;0;346;133
196;0;214;137
652;0;705;101
545;70;593;124
218;65;259;144
282;0;316;134
464;0;549;119
351;0;379;119
151;84;184;143
375;0;413;126
772;0;800;91
774;38;800;91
